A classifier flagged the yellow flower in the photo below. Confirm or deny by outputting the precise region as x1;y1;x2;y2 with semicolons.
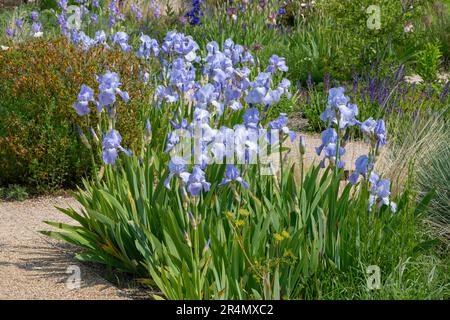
273;233;284;242
238;209;250;217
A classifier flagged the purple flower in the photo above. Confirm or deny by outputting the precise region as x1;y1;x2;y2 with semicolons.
360;118;377;135
5;26;15;38
219;165;249;189
374;120;386;145
156;85;179;103
349;155;373;185
360;118;387;146
369;172;396;213
266;55;288;73
78;84;95;101
321;143;346;169
337;103;359;129
187;166;211;196
243;108;260;128
299;135;306;155
195;84;218;107
268;113;296;143
102;130;131;165
137;35;160;59
320;87;358;128
97;71;129;107
73;85;95;116
91;14;98;24
165;131;180;153
315;128;337;156
164;156;190;189
150;0;161;19
328;87;349;107
58;0;68;11
145;119;152;136
72;101;91;116
94;30;106;44
109;15;116;28
31;22;42;35
277;8;287;16
15;19;24;29
234;124;259;165
245;87;267;105
316;128;345;169
30;11;39;22
57;13;69;36
112;31;131;52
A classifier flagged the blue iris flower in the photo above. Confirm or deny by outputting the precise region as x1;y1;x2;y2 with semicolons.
102;130;131;165
219;165;249;189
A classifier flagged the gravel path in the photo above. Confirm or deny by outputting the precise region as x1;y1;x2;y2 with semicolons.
0;135;368;300
0;196;131;300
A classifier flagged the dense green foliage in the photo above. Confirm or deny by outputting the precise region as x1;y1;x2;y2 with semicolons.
43;145;449;299
0;37;150;191
0;0;448;300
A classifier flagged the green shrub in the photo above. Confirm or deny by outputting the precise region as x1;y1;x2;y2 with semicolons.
0;184;29;201
0;37;150;192
416;43;442;81
315;0;431;78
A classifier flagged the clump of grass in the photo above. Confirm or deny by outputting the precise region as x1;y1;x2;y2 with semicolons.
0;184;28;201
415;122;450;244
376;110;448;196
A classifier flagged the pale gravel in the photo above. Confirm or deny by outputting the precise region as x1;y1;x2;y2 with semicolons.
0;135;368;299
0;196;131;300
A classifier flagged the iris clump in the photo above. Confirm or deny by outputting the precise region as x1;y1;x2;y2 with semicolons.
45;27;437;301
316;88;395;212
72;71;130;165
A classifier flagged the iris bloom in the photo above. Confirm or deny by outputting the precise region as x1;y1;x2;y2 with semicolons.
112;32;131;52
97;71;129;107
137;35;159;59
360;118;387;146
102;130;131;165
320;88;358;128
369;172;396;213
219;165;249;189
266;55;288;73
73;85;95;116
30;11;39;21
164;156;190;189
349;155;373;185
187;166;211;196
268;113;296;143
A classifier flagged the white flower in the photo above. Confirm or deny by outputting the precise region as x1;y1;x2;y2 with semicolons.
404;22;414;33
404;74;423;84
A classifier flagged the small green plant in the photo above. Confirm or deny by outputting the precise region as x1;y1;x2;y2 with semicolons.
0;184;29;201
416;43;442;81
